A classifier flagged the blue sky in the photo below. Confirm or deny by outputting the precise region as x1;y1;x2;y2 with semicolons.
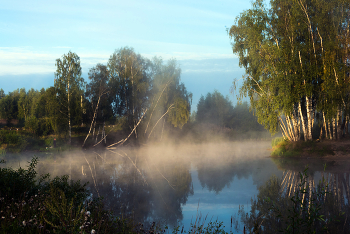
0;0;251;110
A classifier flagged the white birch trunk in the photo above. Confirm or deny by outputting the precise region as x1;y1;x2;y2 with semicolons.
292;113;299;141
323;112;328;139
328;120;333;140
286;115;296;141
298;102;307;141
337;108;342;139
305;96;312;141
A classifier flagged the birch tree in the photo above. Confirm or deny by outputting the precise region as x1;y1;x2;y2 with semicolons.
54;51;85;144
108;47;151;137
229;0;350;141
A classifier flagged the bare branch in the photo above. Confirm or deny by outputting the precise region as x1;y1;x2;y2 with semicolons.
144;79;173;135
107;108;148;148
148;104;174;139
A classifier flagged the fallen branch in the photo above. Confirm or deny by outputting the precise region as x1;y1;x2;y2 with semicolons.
82;88;108;147
144;80;172;135
107;108;148;148
148;104;174;139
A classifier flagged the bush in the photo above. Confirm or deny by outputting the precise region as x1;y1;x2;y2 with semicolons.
271;137;286;148
0;157;130;234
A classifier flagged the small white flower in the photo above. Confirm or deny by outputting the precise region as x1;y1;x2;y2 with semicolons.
85;211;91;216
23;220;26;226
91;229;96;234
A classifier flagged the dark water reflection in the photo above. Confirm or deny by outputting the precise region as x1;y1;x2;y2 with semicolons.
6;142;349;232
237;157;350;233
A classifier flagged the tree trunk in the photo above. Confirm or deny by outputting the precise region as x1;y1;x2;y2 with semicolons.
292;112;300;141
337;108;342;140
323;112;328;139
286;115;296;141
299;102;307;141
305;96;313;141
328;120;333;140
82;95;101;147
345;115;349;136
332;117;337;140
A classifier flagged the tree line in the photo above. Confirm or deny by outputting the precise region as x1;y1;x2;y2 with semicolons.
229;0;350;141
195;90;264;132
0;47;192;144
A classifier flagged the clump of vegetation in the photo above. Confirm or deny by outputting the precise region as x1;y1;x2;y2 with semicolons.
0;157;134;233
0;129;28;153
271;137;294;157
271;137;335;157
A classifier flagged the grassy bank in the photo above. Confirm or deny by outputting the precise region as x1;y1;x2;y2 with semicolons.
271;137;336;157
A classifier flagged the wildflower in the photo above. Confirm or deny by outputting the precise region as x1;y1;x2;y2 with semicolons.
91;229;96;234
85;211;91;216
23;221;26;226
80;225;84;230
1;216;5;219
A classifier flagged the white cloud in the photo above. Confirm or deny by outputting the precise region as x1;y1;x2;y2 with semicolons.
0;47;240;76
0;47;111;75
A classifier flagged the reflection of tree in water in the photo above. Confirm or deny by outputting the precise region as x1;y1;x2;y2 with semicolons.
196;159;251;194
148;158;193;226
196;153;276;194
237;168;350;233
37;150;193;227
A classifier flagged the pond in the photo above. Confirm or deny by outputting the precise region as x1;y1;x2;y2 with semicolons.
2;141;350;233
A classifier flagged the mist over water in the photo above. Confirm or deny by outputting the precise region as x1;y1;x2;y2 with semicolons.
6;141;349;232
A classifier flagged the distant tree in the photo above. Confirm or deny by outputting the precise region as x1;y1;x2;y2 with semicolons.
230;102;265;131
145;57;192;140
0;89;5;99
0;89;20;124
108;47;152;136
54;51;85;144
44;87;64;135
196;90;233;127
86;64;113;124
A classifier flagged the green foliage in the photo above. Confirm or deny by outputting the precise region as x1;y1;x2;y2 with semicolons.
0;157;143;233
0;157;40;200
43;186;84;232
271;137;286;148
0;89;20;123
0;130;28;153
55;51;85;142
196;90;233;128
229;0;350;140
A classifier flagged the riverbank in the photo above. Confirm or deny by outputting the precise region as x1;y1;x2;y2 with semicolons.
271;137;350;158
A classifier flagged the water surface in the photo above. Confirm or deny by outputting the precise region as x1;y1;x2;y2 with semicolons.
3;141;350;232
